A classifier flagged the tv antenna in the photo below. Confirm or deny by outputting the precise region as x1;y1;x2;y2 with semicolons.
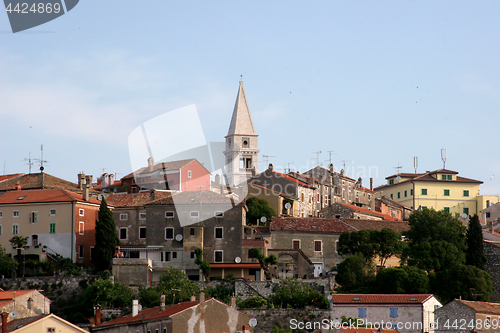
326;150;337;164
23;152;34;174
341;160;353;170
312;151;322;166
393;163;403;174
262;155;276;167
441;148;447;169
286;162;294;173
413;156;418;174
33;145;48;173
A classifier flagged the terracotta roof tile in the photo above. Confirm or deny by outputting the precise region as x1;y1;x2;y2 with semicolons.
270;217;356;233
331;294;433;304
456;299;500;315
0;289;35;300
0;189;100;205
273;171;316;189
342;219;410;233
0;173;99;194
248;184;299;200
105;191;172;208
336;202;397;221
122;159;199;179
0;174;24;182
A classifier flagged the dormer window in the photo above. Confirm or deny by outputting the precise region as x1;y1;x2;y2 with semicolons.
441;174;453;180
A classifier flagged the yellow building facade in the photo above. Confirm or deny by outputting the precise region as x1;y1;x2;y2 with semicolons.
374;169;483;216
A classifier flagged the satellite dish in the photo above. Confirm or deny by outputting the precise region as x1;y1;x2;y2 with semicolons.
249;318;258;327
327;295;333;301
235;256;241;263
461;213;468;219
175;234;183;242
285;202;291;210
138;304;142;311
396;176;401;182
260;216;267;223
98;194;103;201
10;310;18;318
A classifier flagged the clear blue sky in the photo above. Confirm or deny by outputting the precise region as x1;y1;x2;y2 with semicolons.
1;1;499;195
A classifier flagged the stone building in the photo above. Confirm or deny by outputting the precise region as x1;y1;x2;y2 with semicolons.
483;240;500;302
320;202;396;221
0;289;51;322
435;299;500;333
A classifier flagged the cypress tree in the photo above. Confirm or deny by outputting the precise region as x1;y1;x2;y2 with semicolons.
93;197;120;272
466;214;487;270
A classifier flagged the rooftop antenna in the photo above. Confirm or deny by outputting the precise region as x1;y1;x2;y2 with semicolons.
341;160;353;170
240;74;243;82
262;155;276;167
394;163;403;174
326;150;337;164
312;151;322;166
23;153;33;174
414;156;418;174
286;162;294;173
100;167;108;174
33;144;48;173
441;148;447;169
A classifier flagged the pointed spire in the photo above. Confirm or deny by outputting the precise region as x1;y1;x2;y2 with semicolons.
227;80;256;136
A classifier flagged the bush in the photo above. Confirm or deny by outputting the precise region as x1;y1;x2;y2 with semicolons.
237;296;268;309
268;278;329;309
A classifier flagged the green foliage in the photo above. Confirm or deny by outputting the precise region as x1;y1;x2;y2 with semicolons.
375;228;406;267
375;266;429;294
252;247;278;280
194;248;210;281
93;198;120;272
403;208;467;272
335;253;375;292
429;264;495;304
466;214;487;270
246;197;275;225
268;278;329;309
0;246;17;278
9;235;29;249
272;325;292;333
205;284;234;304
237;296;268;309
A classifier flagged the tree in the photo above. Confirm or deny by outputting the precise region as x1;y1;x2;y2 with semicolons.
0;246;17;278
338;230;377;262
93;198;120;272
335;253;375;292
246;197;275;225
429;264;495;304
403;208;467;272
375;228;406;268
375;266;429;294
466;214;487;270
268;278;329;309
194;248;211;281
252;247;277;280
9;235;28;276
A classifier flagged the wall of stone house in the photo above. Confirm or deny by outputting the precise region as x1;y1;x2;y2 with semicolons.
435;301;475;333
113;207;146;247
483;241;500;302
244;308;331;333
234;279;330;300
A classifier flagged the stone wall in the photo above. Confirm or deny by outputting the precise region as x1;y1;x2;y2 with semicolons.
244;308;331;333
234;279;331;300
483;241;500;302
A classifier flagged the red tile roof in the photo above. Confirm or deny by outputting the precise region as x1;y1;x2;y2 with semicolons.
242;239;268;247
0;173;99;194
270;217;356;233
455;299;500;315
0;289;35;300
0;174;24;182
0;189;100;205
93;180;122;190
122;159;208;179
273;171;315;189
248;183;299;200
105;191;172;208
331;294;433;304
336;202;397;221
148;191;235;205
342;219;410;233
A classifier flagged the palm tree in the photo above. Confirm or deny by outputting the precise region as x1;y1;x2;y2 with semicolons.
9;236;28;276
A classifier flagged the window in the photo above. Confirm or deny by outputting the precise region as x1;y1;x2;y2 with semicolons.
120;213;128;220
165;211;174;218
187;170;192;178
335;240;340;253
410;189;413;195
317;193;320;203
139;227;146;239
441;175;446;180
47;328;56;333
314;240;322;252
463;207;469;215
397;192;400;199
390;307;398;318
421;189;427;195
444;207;450;213
214;211;224;218
30;211;39;223
215;227;223;239
172;252;177;259
90;246;95;260
120;228;127;240
0;211;2;218
389;179;394;185
190;228;195;236
50;209;56;216
368;194;371;201
358;307;367;318
0;225;2;236
292;239;300;250
404;190;407;197
32;235;38;247
463;190;469;197
13;210;19;217
165;227;174;239
356;191;359;198
486;212;491;218
301;193;304;202
190;211;199;218
214;250;223;262
79;222;84;235
441;174;452;180
78;244;84;258
164;328;167;333
190;251;195;259
49;222;57;234
79;209;84;216
443;189;450;196
390;194;393;199
139;212;146;220
12;224;19;235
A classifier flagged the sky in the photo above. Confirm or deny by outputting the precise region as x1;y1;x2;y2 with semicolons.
1;1;499;195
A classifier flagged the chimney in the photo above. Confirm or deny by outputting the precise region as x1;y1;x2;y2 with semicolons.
1;312;8;333
242;325;251;333
160;294;166;311
357;177;362;188
83;184;89;202
78;173;85;190
132;299;139;317
85;175;93;187
95;305;101;326
109;174;114;187
268;163;273;172
490;222;494;233
190;293;196;302
150;189;156;201
329;163;334;174
370;178;373;191
230;293;236;308
148;157;154;172
199;289;205;304
15;182;21;191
